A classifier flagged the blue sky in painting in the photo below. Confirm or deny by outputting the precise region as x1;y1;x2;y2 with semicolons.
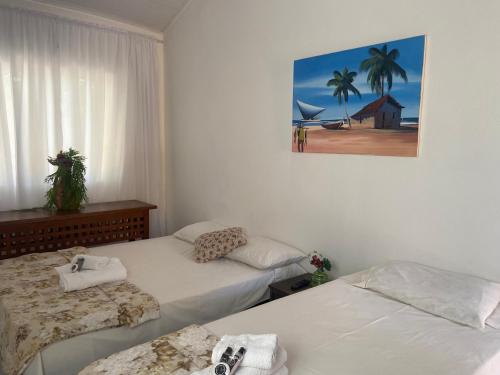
292;35;425;122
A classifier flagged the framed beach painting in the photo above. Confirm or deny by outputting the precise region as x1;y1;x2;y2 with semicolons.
292;35;426;157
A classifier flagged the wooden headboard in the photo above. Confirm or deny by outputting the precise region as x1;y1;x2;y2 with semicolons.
0;200;157;260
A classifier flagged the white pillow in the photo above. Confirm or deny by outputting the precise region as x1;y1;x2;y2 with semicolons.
173;221;228;244
225;236;306;270
341;267;500;329
362;261;500;329
341;268;500;329
340;270;370;288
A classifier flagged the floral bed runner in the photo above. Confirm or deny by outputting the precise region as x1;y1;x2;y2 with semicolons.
79;324;218;375
0;247;160;375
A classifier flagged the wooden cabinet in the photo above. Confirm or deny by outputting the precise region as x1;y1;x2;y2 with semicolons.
0;200;157;260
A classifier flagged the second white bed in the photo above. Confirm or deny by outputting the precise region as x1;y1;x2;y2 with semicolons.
20;236;304;375
206;279;500;375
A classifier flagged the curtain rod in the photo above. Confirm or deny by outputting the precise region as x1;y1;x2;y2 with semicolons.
0;4;164;44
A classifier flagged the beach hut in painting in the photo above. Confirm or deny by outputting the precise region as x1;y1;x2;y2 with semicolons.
351;95;404;129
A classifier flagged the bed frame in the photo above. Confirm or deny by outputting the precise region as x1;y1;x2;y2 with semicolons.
0;200;157;260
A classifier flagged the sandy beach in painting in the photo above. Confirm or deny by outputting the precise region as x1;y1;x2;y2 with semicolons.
292;126;419;157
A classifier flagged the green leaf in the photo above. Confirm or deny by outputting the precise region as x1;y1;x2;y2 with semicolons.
323;258;332;271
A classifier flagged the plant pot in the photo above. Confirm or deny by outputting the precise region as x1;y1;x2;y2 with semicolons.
54;181;64;210
311;269;328;286
54;181;81;211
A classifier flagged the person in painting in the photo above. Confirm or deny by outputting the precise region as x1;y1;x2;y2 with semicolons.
294;125;307;152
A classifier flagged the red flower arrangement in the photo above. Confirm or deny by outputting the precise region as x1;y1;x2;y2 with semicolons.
309;251;332;272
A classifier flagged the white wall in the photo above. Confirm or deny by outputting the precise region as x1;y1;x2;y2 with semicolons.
164;0;500;280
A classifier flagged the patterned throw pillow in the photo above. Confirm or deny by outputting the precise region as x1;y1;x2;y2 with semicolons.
194;227;247;263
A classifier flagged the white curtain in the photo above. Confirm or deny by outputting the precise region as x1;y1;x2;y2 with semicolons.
0;7;167;236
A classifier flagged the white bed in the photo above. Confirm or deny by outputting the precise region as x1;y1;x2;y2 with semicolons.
14;235;305;375
205;279;500;375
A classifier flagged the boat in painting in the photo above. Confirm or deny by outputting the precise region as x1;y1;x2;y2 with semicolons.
320;121;344;130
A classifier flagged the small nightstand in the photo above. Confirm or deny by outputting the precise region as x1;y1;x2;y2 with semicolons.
269;273;313;301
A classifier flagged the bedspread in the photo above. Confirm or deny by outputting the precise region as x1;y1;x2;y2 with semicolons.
0;247;160;375
79;325;217;375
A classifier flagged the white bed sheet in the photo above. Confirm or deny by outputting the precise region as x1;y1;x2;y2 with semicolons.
11;236;304;375
205;279;500;375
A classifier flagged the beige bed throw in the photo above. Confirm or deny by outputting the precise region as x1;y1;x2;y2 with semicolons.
0;247;160;375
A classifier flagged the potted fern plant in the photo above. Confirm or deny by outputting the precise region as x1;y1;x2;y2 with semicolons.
45;148;88;211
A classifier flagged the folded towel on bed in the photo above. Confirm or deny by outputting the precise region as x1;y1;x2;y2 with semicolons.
211;334;278;370
55;257;127;292
239;365;288;375
235;346;287;375
192;365;288;375
71;254;110;270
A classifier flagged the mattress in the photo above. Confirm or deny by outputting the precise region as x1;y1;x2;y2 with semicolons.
205;279;500;375
13;236;305;375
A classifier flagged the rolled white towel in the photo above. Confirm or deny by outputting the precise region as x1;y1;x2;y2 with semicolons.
211;334;278;370
234;346;287;375
191;365;288;375
71;254;110;270
257;365;287;375
55;258;127;292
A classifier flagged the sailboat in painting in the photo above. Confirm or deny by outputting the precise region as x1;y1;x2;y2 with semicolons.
296;100;344;129
296;100;325;120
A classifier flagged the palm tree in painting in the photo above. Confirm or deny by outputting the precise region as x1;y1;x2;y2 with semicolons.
327;67;361;128
359;44;408;96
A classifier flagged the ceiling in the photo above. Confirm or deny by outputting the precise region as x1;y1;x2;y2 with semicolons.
34;0;190;31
